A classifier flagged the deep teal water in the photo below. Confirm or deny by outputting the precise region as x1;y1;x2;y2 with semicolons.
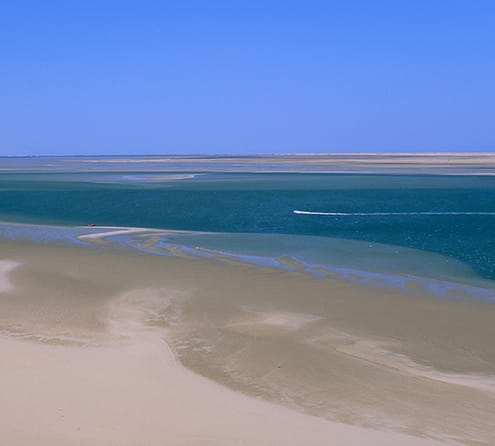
1;171;495;283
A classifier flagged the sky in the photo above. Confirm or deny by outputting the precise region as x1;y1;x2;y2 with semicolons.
0;1;494;156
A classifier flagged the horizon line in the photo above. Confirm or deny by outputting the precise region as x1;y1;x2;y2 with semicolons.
2;151;495;159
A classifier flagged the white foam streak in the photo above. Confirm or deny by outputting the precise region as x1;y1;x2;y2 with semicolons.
294;210;495;216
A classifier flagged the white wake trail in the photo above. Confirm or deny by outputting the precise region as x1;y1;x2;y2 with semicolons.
293;210;495;216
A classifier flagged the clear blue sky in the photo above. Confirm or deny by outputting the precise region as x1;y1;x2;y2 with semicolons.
1;1;494;155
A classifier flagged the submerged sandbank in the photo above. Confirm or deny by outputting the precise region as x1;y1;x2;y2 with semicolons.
1;238;495;445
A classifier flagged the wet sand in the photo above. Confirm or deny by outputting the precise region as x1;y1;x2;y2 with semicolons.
1;239;495;445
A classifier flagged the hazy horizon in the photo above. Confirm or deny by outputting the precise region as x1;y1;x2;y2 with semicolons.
2;151;495;158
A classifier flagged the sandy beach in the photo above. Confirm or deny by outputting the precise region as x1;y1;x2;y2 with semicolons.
1;238;495;445
1;324;442;446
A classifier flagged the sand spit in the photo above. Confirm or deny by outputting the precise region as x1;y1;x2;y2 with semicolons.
77;226;162;240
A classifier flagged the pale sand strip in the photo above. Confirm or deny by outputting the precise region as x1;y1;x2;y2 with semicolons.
0;260;20;294
338;339;495;394
66;153;495;165
0;333;444;446
77;226;161;240
76;226;191;241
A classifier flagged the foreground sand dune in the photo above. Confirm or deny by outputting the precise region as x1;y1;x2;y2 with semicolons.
1;331;443;446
